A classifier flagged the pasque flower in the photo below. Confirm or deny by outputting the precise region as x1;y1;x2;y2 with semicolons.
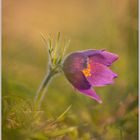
35;33;118;108
63;50;118;103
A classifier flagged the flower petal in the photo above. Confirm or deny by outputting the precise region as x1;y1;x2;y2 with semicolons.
63;52;87;73
86;62;117;87
64;71;91;90
78;88;102;103
82;49;119;66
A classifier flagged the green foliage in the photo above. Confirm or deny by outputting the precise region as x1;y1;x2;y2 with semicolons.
2;96;78;140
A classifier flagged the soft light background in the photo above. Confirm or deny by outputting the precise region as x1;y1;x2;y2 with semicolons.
2;0;138;140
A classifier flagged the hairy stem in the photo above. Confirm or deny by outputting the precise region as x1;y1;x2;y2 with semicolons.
34;70;56;110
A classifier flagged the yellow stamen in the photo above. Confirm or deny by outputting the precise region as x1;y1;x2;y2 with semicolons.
82;63;91;77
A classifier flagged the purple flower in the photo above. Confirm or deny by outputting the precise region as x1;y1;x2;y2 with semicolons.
63;49;119;103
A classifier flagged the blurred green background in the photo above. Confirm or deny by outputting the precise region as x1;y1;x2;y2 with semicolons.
2;0;138;140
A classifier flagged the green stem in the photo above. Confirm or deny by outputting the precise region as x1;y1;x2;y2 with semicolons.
34;70;56;110
120;128;124;140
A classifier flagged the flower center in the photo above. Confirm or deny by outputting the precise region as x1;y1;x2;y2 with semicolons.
82;63;91;77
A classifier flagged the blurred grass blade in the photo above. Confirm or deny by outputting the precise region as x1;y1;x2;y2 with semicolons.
55;105;72;122
57;32;60;42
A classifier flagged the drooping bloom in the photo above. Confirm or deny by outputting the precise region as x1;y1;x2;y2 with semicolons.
63;49;119;103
